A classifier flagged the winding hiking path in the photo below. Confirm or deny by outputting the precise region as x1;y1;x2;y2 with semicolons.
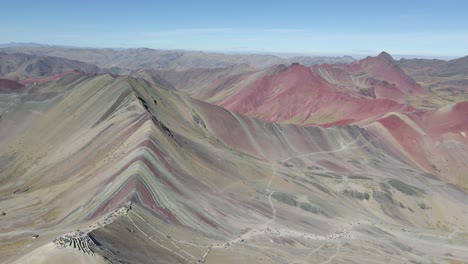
128;130;379;263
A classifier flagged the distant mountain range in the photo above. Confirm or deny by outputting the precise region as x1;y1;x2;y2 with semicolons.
0;52;102;84
399;55;468;105
0;44;355;70
0;42;50;48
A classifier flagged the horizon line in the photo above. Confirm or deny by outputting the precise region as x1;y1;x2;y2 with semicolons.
0;42;464;60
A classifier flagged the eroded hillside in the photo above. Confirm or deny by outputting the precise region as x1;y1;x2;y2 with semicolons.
1;73;467;263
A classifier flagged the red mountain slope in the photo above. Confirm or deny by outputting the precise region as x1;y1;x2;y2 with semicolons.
149;52;426;127
368;101;468;186
218;60;416;127
0;78;25;92
310;52;427;101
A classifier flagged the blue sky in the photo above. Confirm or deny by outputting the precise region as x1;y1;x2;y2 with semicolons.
2;0;468;57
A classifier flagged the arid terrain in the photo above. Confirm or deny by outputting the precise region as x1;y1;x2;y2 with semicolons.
0;46;467;264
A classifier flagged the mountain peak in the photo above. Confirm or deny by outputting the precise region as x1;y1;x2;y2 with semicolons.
376;51;394;61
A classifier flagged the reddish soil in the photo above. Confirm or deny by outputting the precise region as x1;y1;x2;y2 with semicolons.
0;78;25;92
218;62;412;126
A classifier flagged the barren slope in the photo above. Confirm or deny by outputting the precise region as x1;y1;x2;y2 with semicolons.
138;52;428;127
400;56;468;108
0;52;102;84
0;74;467;264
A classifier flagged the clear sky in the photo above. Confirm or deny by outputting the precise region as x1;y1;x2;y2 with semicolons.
2;0;468;57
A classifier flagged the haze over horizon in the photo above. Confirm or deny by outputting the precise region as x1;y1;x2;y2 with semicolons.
2;0;468;58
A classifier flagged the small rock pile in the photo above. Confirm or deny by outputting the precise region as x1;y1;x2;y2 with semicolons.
53;231;95;255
